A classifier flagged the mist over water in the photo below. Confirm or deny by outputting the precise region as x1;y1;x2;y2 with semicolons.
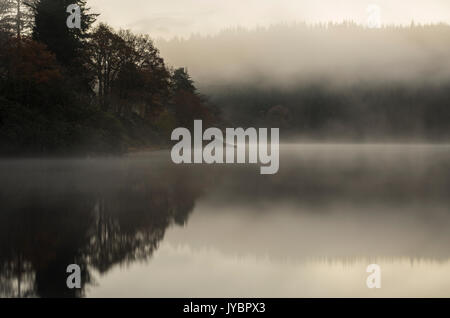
1;145;450;297
157;24;450;142
3;0;450;300
157;24;450;88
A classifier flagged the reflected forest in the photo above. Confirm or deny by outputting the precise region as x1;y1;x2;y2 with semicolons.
1;0;450;298
0;158;214;297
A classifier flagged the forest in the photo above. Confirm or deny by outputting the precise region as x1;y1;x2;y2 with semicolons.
158;23;450;141
0;0;219;155
1;1;450;156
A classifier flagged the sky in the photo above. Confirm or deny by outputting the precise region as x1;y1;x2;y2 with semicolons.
88;0;450;39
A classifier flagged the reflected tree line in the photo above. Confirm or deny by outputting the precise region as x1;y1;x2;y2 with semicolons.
2;148;449;297
0;161;214;297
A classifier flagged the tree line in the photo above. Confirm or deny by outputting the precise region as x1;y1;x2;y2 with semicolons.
159;23;450;142
207;81;450;141
0;0;219;155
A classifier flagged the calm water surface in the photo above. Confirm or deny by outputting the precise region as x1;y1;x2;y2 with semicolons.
1;144;450;297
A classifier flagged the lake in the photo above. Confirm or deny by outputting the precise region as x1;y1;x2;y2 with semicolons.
1;144;450;297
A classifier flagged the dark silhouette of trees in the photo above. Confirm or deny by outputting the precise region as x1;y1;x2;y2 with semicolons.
3;3;448;152
31;0;96;66
158;23;450;141
170;67;219;130
117;29;171;118
88;25;172;116
0;4;218;155
30;0;98;94
172;67;196;93
0;161;213;297
88;23;128;111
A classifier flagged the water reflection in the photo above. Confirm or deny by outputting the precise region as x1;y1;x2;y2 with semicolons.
0;152;214;297
0;145;450;297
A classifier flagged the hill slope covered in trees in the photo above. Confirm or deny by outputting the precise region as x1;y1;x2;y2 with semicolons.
158;23;450;141
0;0;218;155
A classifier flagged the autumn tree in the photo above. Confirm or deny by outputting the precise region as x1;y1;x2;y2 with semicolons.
29;0;98;95
88;25;172;116
88;24;129;111
0;37;61;102
1;10;220;154
115;30;171;117
170;67;217;128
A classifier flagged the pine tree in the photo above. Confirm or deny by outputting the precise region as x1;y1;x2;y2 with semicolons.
30;0;97;66
172;68;196;93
